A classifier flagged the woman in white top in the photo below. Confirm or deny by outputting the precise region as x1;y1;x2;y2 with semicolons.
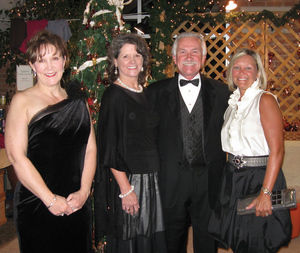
208;48;292;253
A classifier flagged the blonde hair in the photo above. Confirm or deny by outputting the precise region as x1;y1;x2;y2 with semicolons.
227;48;267;91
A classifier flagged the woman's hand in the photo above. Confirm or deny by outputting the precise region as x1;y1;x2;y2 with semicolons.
47;195;73;216
66;190;89;214
122;190;140;216
246;192;272;217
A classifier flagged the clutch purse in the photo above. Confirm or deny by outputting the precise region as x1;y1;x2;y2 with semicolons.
237;188;297;215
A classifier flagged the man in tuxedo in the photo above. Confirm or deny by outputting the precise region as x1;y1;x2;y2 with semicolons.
148;32;231;253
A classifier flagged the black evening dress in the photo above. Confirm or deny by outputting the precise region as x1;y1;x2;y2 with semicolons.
94;84;167;253
14;80;93;253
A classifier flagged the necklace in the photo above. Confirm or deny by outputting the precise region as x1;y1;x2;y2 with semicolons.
117;78;143;93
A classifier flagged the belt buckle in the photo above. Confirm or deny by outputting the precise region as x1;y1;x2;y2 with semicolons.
232;155;246;169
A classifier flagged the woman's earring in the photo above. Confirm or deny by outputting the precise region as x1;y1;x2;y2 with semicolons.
114;66;118;75
141;67;144;72
33;71;37;78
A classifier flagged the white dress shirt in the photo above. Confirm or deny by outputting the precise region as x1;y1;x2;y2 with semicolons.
178;74;201;113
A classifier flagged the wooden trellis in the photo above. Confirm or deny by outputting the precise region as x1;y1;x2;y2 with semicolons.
167;13;300;135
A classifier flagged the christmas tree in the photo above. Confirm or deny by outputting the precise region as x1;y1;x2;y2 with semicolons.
71;0;131;128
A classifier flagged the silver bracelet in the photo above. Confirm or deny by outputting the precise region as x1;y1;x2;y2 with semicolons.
47;194;57;209
119;186;134;198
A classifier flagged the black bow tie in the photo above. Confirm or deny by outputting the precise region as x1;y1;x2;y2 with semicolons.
180;79;199;87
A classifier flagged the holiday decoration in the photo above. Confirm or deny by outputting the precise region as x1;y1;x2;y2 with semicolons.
268;51;275;65
283;87;292;96
149;2;300;80
71;0;131;127
283;117;292;131
268;80;276;91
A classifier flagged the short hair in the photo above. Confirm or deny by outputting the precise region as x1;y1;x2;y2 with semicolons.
106;33;151;85
171;32;207;57
25;29;69;68
227;48;267;91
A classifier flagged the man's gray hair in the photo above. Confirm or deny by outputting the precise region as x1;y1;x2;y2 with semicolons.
171;32;207;57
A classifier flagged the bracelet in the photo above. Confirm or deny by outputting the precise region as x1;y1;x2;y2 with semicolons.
119;186;134;199
261;187;272;196
47;194;57;209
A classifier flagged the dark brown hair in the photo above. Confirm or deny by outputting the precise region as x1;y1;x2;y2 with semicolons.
106;33;151;85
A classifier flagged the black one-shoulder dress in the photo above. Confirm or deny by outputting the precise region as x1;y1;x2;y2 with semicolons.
14;80;93;253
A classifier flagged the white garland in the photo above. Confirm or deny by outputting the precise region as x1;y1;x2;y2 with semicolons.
83;0;132;29
75;56;108;72
80;0;133;73
83;0;92;25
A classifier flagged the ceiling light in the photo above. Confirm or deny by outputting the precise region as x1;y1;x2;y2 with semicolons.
226;1;237;11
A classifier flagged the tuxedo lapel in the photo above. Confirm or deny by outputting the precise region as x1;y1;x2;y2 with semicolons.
166;76;182;133
201;76;216;135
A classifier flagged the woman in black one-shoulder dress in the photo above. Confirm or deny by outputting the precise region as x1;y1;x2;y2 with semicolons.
5;30;96;253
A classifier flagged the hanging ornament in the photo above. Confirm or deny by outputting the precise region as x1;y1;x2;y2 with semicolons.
91;101;100;114
111;26;120;37
103;77;110;87
283;87;291;96
268;80;276;91
97;21;104;28
283;117;291;131
80;81;88;92
291;120;299;131
87;52;93;61
268;52;275;65
96;72;103;84
105;41;110;50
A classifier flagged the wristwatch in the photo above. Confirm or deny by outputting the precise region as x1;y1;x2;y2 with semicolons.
261;187;272;196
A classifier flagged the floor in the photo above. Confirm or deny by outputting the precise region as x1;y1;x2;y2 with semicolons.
1;201;300;253
186;226;300;253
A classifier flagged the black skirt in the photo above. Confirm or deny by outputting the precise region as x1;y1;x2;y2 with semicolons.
94;171;167;253
208;162;292;253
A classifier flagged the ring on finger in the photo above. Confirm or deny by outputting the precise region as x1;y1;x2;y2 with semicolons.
60;213;64;216
265;213;269;217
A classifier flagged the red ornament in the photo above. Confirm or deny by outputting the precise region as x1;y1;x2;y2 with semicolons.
283;117;291;131
96;73;102;84
268;80;276;91
87;53;93;61
104;77;110;87
268;52;275;65
87;97;93;105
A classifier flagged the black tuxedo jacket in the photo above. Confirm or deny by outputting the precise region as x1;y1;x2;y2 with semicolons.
148;74;231;209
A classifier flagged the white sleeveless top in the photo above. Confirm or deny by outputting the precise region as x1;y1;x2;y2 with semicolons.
221;80;272;156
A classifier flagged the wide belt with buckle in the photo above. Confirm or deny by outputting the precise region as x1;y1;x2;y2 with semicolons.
228;154;269;169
